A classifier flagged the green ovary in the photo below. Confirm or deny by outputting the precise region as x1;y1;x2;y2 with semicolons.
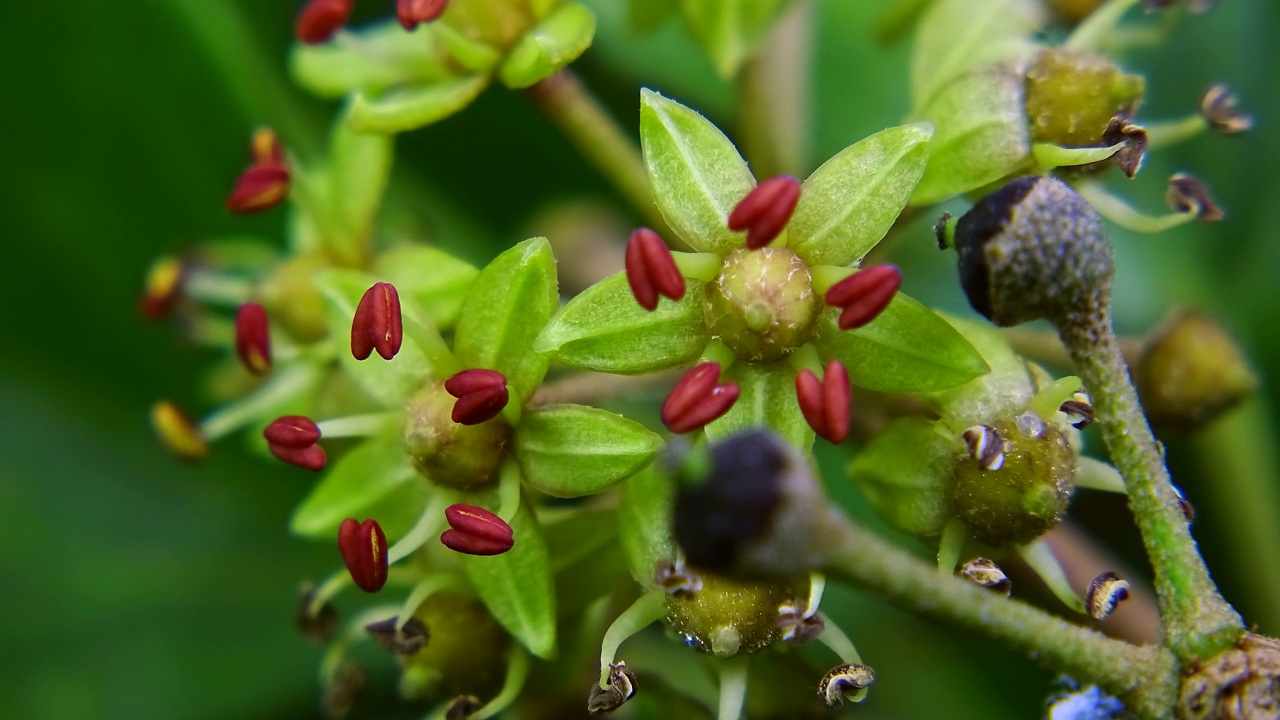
703;248;821;362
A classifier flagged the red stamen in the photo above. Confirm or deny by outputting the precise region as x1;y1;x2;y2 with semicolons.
661;362;741;433
444;369;510;425
625;228;686;311
440;503;515;556
235;302;272;375
397;0;449;30
728;175;802;250
296;0;354;44
338;518;388;593
351;282;403;361
824;265;902;331
795;360;851;443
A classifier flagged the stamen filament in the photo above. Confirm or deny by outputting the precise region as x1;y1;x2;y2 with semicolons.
387;492;448;565
671;252;724;282
716;655;750;720
309;570;353;618
804;573;827;619
1066;0;1141;51
1019;537;1087;613
497;460;523;522
1074;456;1129;494
810;265;857;295
183;268;253;307
395;573;467;632
937;517;968;574
598;590;668;686
472;647;531;719
1144;114;1208;150
318;606;397;682
815;612;863;665
1075;182;1196;234
316;412;397;439
200;364;322;441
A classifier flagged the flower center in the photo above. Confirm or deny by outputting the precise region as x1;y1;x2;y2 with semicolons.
703;248;820;362
403;380;510;489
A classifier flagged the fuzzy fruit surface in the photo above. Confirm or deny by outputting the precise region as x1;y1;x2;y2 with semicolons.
951;412;1075;546
403;380;510;489
399;592;509;702
1025;48;1144;147
259;253;329;343
703;248;820;362
666;571;803;657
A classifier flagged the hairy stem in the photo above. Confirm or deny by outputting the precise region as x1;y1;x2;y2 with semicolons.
824;521;1179;719
1058;310;1244;661
527;70;671;237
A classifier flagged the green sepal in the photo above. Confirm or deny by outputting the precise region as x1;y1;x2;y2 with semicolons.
348;75;490;134
676;0;793;79
314;268;434;407
788;123;933;267
289;434;425;540
372;246;478;329
704;361;813;451
290;21;452;99
618;464;677;588
498;3;597;89
813;293;989;394
910;0;1043;110
848;417;959;538
328;115;393;255
515;404;664;497
910;68;1031;206
535;272;709;374
640;89;755;254
454;238;558;401
434;22;504;73
922;314;1034;427
462;502;558;659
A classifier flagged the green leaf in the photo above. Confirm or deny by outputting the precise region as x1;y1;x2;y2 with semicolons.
813;293;989;393
498;3;597;89
704;361;813;451
640;89;755;254
911;68;1031;206
348;74;490;134
788;123;933;267
455;237;559;400
910;0;1043;110
618;464;676;588
290;21;453;99
535;272;708;374
328;116;393;250
515;404;664;497
314;268;434;406
372;245;478;329
676;0;793;79
922;314;1035;426
289;435;422;540
847;417;957;538
462;503;557;659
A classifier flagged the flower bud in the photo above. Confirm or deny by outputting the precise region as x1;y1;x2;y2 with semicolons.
338;518;388;593
820;663;875;707
727;175;802;250
661;363;740;433
795;360;851;444
953;175;1114;327
397;0;449;30
296;0;353;44
440;503;515;556
351;282;403;361
1024;48;1145;148
703;248;820;361
234;302;272;375
152;400;208;462
1136;311;1256;429
443;369;509;426
625;228;686;311
824;264;902;331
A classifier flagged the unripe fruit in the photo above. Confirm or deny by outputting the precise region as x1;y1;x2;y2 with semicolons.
665;572;804;657
403;380;510;489
703;248;820;362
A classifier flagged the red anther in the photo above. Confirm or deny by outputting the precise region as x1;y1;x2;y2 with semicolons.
795;360;852;444
351;282;403;361
824;264;902;331
152;400;208;462
397;0;449;30
250;128;286;166
226;163;291;214
296;0;354;44
235;302;272;375
444;369;510;425
338;518;388;593
139;256;185;320
268;442;328;472
661;362;741;434
625;228;686;311
727;175;802;250
440;503;515;556
264;416;322;449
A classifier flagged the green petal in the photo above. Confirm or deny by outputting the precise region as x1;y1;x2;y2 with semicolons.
910;68;1031;206
372;246;478;329
290;21;452;99
314;269;434;407
348;74;490;134
910;0;1043;110
675;0;793;79
704;361;813;451
462;502;557;659
498;3;597;89
847;417;958;538
455;238;559;400
618;464;677;589
789;123;933;267
922;313;1035;427
640;89;755;253
289;435;422;540
516;405;664;497
813;293;989;394
534;272;708;374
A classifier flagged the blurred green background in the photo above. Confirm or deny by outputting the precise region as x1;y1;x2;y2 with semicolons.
1;1;1276;718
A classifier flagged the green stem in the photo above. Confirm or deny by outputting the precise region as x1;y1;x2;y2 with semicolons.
526;69;671;237
1058;310;1244;661
824;521;1179;719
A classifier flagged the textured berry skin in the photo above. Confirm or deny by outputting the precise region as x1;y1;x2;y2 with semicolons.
665;572;804;657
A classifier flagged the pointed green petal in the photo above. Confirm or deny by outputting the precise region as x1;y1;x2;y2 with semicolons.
498;3;597;89
618;464;677;589
372;246;478;329
640;89;755;253
847;417;958;538
348;74;490;134
290;435;424;540
515;405;664;497
462;503;558;659
704;360;813;451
